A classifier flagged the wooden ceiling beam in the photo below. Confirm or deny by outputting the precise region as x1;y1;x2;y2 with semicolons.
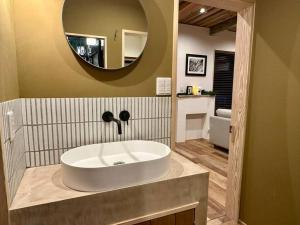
179;2;202;21
209;16;237;35
181;6;213;23
204;12;236;27
227;24;237;32
185;0;254;12
185;8;222;25
179;1;192;11
195;9;228;26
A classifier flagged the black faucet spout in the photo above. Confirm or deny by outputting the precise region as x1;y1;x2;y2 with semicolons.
111;118;122;135
102;111;122;135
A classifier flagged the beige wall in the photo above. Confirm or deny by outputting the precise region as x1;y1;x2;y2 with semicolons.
63;0;148;69
13;0;173;98
240;0;300;224
0;0;19;101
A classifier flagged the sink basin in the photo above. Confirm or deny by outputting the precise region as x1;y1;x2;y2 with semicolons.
61;140;171;192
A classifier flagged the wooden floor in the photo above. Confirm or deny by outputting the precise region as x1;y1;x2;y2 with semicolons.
175;139;229;225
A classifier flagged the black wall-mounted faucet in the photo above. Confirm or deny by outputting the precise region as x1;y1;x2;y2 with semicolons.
102;111;122;135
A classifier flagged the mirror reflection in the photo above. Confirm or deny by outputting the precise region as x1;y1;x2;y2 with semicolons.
62;0;148;70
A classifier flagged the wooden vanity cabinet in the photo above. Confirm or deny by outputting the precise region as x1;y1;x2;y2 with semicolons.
175;209;195;225
151;214;175;225
135;209;195;225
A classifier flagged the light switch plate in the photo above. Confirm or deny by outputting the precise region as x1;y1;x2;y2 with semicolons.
156;77;171;96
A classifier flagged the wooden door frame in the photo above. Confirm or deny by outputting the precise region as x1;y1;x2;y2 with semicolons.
171;0;256;224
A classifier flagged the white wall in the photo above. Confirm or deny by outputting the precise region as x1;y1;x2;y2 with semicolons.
177;24;236;93
176;24;236;141
124;33;147;58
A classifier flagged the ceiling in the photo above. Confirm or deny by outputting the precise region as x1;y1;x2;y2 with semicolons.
179;1;237;35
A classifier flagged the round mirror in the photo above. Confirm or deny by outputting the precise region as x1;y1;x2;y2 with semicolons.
62;0;148;70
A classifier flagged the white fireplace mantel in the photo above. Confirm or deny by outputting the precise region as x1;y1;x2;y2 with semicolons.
176;96;215;143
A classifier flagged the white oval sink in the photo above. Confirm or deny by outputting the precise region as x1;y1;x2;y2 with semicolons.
61;141;171;192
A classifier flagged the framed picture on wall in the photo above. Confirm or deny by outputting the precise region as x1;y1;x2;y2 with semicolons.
185;54;207;76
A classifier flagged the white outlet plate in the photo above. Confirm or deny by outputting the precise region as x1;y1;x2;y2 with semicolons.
156;77;171;96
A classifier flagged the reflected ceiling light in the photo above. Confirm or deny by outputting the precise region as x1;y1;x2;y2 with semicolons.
86;38;99;46
199;8;207;14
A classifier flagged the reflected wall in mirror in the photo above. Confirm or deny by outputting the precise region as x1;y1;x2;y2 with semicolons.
62;0;148;70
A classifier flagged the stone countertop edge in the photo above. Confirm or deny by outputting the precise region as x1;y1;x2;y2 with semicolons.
9;152;209;211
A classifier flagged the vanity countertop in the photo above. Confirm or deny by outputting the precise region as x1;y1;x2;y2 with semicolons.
9;152;209;225
10;152;207;210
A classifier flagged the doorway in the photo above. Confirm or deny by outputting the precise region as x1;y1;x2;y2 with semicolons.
175;4;237;223
171;0;255;224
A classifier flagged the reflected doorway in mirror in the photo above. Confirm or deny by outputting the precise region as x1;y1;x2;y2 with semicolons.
122;29;148;67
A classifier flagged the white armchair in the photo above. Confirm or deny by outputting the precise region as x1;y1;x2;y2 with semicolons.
209;109;231;149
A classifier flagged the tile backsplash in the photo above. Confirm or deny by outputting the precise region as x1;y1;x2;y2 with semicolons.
22;97;171;167
0;99;26;205
0;97;171;204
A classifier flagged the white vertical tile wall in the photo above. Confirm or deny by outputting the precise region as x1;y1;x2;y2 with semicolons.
22;97;171;168
0;97;171;204
0;99;26;205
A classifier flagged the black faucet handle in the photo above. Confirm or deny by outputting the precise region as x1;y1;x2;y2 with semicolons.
102;111;114;122
102;111;122;135
119;111;130;125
